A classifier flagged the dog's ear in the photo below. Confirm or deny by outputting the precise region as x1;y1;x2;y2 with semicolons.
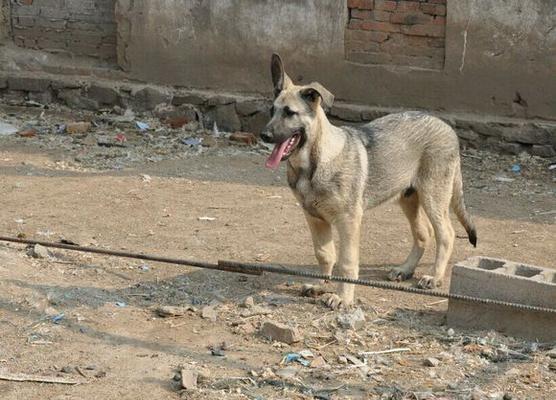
271;53;293;97
300;82;334;110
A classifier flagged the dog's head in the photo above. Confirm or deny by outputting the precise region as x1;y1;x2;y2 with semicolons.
261;54;334;169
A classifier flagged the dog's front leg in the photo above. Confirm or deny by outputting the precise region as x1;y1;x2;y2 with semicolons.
301;212;336;298
321;207;363;309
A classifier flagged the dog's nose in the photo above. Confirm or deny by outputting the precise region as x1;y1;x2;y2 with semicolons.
260;131;273;143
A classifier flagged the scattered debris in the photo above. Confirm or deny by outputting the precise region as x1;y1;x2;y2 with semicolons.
0;370;84;385
423;357;441;367
546;348;556;359
180;369;198;390
201;305;217;322
260;321;302;344
358;348;411;357
51;313;65;324
115;133;127;143
275;366;299;380
230;132;257;145
135;121;150;131
495;176;515;183
282;353;311;367
26;244;51;259
310;356;327;368
156;305;195;317
0;121;18;136
183;137;202;146
17;127;37;138
511;164;521;173
66;122;91;134
115;302;127;308
241;296;255;308
198;216;216;221
337;307;366;330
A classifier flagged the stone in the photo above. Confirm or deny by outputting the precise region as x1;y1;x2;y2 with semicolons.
28;91;53;105
132;87;170;111
156;305;195;317
8;77;51;92
66;122;91;134
57;89;99;111
260;321;302;344
423;357;440;367
201;305;217;322
241;112;269;135
87;84;121;106
172;94;206;106
27;244;51;259
230;132;257;145
275;366;299;380
337;307;366;330
180;369;198;390
447;257;556;341
241;296;254;308
530;145;556;158
236;100;268;116
547;348;556;359
214;103;241;132
310;356;327;368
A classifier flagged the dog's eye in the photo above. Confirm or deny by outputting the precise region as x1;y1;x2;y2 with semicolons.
283;107;297;117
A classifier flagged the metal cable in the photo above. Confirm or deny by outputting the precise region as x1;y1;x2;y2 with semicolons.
1;236;555;314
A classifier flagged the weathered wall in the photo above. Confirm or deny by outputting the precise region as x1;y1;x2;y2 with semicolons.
10;0;116;61
116;0;556;121
0;0;10;44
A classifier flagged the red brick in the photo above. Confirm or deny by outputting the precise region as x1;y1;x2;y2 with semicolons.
397;1;420;12
348;0;374;10
347;29;390;43
432;16;446;25
430;0;446;4
375;0;397;12
360;20;401;33
351;9;373;19
371;10;392;22
390;11;432;25
348;20;363;30
421;4;447;16
401;24;445;37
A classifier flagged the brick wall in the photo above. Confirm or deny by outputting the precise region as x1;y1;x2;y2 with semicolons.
346;0;446;69
10;0;116;61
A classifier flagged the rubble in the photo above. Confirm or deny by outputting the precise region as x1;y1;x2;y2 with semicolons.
179;369;198;390
26;244;51;259
260;321;302;344
337;307;366;330
201;305;217;322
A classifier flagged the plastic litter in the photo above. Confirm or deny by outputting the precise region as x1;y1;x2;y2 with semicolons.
182;137;202;146
282;352;311;367
115;302;127;308
511;164;521;174
0;122;18;136
51;313;65;324
136;121;150;131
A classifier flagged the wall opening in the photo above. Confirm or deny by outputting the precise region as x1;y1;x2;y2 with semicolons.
345;0;446;69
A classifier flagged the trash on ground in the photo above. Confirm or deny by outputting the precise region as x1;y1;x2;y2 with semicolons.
0;121;18;136
66;122;91;134
135;121;150;131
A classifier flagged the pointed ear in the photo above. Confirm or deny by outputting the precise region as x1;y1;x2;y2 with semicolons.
300;82;335;110
270;53;293;97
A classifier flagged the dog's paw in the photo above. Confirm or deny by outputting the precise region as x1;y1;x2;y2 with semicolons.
301;283;326;298
388;267;414;282
320;293;347;310
417;275;440;289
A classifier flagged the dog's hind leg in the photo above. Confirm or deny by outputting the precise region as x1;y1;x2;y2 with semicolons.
301;212;337;298
388;191;431;282
418;178;455;289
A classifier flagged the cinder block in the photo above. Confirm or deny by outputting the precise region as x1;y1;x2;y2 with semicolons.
447;257;556;341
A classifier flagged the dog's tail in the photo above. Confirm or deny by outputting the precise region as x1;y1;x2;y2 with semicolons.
451;161;477;247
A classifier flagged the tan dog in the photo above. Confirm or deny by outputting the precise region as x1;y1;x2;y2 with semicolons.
261;54;477;309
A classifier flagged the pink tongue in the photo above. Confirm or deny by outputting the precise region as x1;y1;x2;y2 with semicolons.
265;139;290;169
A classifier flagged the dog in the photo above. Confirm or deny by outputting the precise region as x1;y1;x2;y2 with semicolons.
261;54;477;309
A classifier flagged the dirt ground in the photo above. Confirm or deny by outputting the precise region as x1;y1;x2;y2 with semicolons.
0;103;555;400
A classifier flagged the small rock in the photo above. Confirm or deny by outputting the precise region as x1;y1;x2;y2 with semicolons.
66;122;91;134
275;366;299;380
241;296;254;308
201;305;217;322
310;356;327;368
197;368;211;384
549;361;556;371
337;307;366;330
180;369;198;390
423;357;440;367
260;321;302;344
156;305;195;317
547;348;556;359
447;328;455;337
60;366;75;374
505;367;520;377
27;244;51;259
230;132;257;145
17;128;38;138
239;305;272;317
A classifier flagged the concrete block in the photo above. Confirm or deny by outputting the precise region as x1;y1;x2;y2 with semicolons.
447;257;556;341
8;77;51;92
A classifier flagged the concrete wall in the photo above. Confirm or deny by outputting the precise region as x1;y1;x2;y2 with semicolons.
116;0;556;121
0;0;10;44
10;0;117;61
